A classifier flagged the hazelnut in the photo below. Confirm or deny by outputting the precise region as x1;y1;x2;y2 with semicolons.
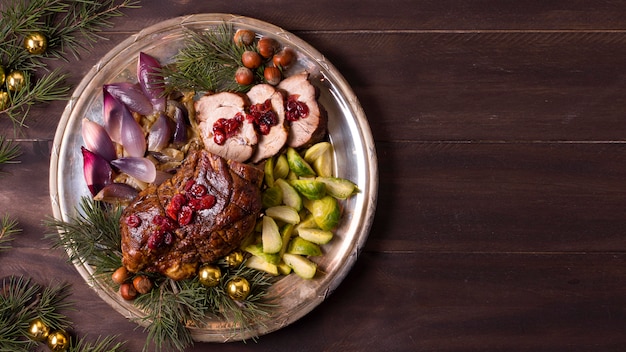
119;282;137;300
257;37;278;58
111;266;129;285
132;275;153;294
263;66;282;86
272;48;296;69
235;67;254;85
234;29;255;46
241;50;262;69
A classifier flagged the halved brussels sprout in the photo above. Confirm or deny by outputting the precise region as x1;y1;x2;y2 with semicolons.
310;196;341;231
262;184;283;208
275;178;302;211
262;216;282;254
290;179;326;200
283;253;317;279
243;242;280;265
304;141;332;164
286;147;316;177
266;205;300;224
246;255;279;276
287;237;322;256
316;177;358;199
297;227;334;245
273;154;290;180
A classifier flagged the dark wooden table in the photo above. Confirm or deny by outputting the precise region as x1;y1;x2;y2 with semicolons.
4;1;626;351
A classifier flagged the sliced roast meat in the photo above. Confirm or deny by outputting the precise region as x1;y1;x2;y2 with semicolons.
247;84;288;163
120;149;263;280
195;92;257;162
277;72;327;148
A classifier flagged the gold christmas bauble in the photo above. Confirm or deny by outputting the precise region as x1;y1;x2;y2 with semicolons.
24;31;48;55
0;91;9;110
226;276;250;301
198;264;222;287
27;318;50;342
0;65;5;86
224;250;244;268
47;330;70;352
6;70;26;92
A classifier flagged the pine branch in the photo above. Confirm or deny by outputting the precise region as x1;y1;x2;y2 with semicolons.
165;23;256;94
67;335;126;352
1;69;69;128
0;214;21;252
0;136;21;166
0;276;72;350
46;197;124;276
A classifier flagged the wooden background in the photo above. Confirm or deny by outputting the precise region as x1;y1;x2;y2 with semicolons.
3;1;626;350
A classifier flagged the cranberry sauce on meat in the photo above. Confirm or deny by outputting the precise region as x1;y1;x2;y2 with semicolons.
120;149;263;280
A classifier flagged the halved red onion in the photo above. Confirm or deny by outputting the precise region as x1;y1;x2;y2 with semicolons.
93;183;139;204
172;105;188;146
111;157;156;183
147;112;171;152
137;52;166;112
102;88;123;143
81;118;116;162
120;104;146;157
82;146;113;196
104;82;154;116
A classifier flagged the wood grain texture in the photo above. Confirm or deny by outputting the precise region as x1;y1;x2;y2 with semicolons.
3;1;626;351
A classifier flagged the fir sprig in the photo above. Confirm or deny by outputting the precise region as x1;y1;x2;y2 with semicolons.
164;23;255;94
67;334;126;352
0;276;72;351
0;0;140;128
47;197;277;351
0;136;21;167
0;214;21;252
46;197;124;275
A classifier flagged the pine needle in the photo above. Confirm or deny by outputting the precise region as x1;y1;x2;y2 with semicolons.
0;136;21;166
0;214;21;251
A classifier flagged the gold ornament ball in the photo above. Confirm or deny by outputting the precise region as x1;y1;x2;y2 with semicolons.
0;65;5;86
226;276;251;301
224;250;244;268
47;330;70;352
0;91;9;110
24;31;48;55
6;70;26;92
27;318;50;342
198;264;222;287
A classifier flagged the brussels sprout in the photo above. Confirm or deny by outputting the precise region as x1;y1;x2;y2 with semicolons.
297;227;334;245
277;262;292;275
283;253;317;279
316;177;358;199
310;196;341;231
266;205;300;224
245;255;279;275
275;178;302;211
295;213;319;232
304;141;332;164
278;223;295;258
262;184;283;208
312;146;333;177
243;242;280;264
286;147;316;177
287;237;322;256
262;216;282;254
264;156;275;187
290;179;326;200
273;154;289;180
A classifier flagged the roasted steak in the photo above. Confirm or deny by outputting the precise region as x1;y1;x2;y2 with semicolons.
120;149;263;280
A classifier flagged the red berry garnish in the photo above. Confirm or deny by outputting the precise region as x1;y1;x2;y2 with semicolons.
166;193;187;220
189;183;208;198
125;214;142;228
178;205;194;226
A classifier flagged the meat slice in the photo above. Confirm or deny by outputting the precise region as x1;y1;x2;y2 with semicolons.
120;149;263;280
195;92;257;162
277;72;327;148
247;84;288;163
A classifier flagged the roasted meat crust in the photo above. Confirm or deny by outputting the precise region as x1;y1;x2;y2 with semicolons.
120;149;263;280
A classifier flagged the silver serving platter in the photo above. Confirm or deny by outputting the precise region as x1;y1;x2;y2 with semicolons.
49;13;377;342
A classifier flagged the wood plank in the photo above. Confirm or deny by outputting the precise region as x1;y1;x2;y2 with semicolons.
370;141;626;252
